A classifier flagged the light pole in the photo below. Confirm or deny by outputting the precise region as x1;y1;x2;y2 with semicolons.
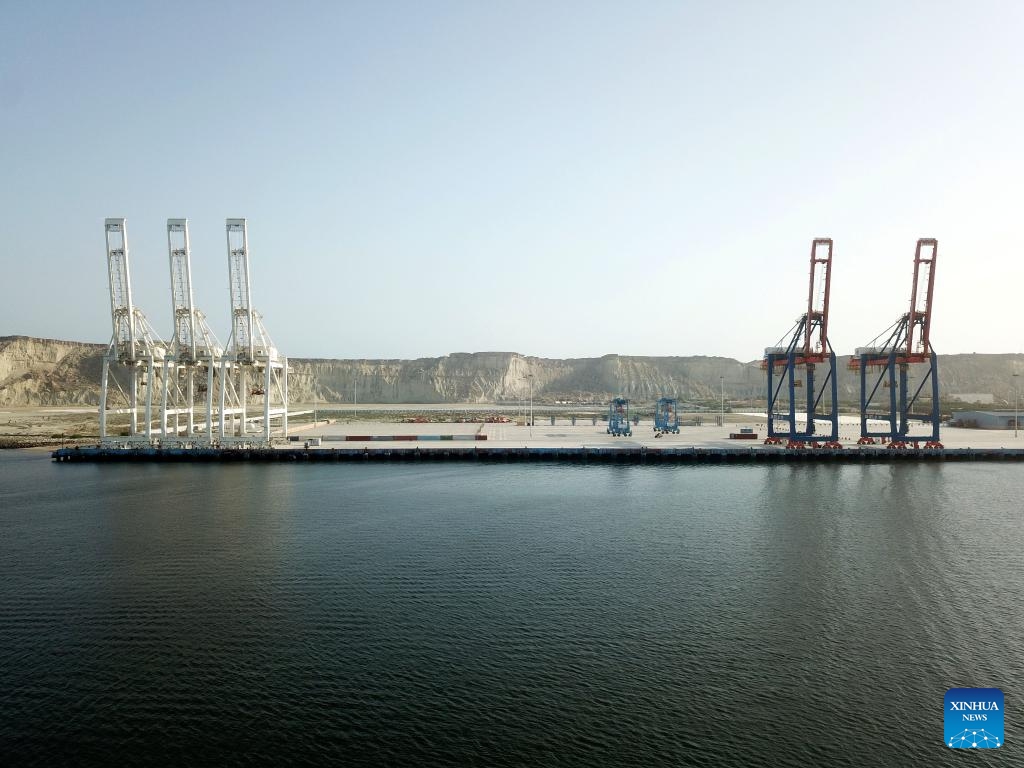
524;374;534;437
528;375;534;437
720;375;725;428
1014;373;1020;438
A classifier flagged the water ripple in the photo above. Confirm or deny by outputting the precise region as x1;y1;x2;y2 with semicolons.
0;456;1020;766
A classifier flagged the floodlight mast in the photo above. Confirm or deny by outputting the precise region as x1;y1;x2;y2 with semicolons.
100;218;164;444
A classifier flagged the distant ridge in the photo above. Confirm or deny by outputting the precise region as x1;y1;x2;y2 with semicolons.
1;335;1021;407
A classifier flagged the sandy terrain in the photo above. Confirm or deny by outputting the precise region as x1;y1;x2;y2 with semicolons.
0;407;106;448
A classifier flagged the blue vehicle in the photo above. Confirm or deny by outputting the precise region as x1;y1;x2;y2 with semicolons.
654;397;680;434
607;397;632;436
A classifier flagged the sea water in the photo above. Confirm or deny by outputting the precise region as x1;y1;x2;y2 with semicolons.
1;451;1020;765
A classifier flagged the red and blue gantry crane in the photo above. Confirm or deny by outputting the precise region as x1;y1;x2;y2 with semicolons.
763;239;839;447
848;238;941;449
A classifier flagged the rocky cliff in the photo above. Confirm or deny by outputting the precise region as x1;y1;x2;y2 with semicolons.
2;336;1021;407
0;336;108;406
287;353;762;404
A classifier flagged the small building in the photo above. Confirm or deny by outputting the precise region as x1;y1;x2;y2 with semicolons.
951;410;1020;429
949;393;996;404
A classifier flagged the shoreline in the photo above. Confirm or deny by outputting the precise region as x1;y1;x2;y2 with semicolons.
51;445;1024;464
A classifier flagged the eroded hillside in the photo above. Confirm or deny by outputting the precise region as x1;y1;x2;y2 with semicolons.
2;336;1021;407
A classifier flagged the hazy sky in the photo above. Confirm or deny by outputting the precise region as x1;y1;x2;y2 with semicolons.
2;1;1022;360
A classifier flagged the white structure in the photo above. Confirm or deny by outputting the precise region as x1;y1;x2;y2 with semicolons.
161;219;224;444
219;219;288;445
99;218;166;444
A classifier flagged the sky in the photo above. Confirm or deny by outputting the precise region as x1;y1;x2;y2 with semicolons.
2;1;1023;361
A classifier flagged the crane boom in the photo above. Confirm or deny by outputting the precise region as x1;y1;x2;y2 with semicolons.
226;218;255;363
905;238;937;359
803;238;832;358
105;218;137;362
168;219;198;363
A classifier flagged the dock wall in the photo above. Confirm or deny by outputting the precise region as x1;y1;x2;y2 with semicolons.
51;446;1024;464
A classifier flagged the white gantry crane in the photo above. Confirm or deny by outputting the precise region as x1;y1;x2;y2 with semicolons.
162;219;224;444
219;218;288;445
100;218;166;444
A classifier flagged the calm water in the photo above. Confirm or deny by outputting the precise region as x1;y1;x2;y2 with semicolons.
0;451;1020;766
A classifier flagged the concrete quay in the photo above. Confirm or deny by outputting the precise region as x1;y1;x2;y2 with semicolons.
51;421;1024;463
294;419;1023;452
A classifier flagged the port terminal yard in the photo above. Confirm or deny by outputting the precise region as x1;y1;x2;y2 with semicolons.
52;412;1024;463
